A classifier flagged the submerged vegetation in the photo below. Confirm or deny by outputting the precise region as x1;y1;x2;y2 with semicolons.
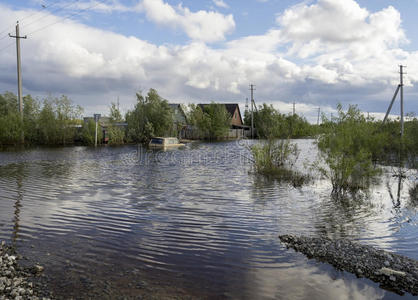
248;102;417;197
125;89;174;144
317;104;382;195
250;139;309;187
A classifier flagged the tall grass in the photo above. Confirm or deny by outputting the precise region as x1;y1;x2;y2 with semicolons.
250;139;309;187
316;104;382;196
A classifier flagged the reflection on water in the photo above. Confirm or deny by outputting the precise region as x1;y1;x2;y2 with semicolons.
0;141;417;299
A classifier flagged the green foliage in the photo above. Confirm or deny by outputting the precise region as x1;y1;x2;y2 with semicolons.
107;126;125;145
404;118;418;169
82;119;102;146
23;95;40;144
109;102;123;123
250;139;308;187
108;101;125;145
0;92;83;146
317;104;381;195
126;89;173;144
188;102;231;140
0;92;22;145
249;103;314;139
37;95;83;145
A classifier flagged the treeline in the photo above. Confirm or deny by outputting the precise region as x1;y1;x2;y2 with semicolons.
317;104;417;195
0;90;168;146
250;102;417;197
0;92;83;145
244;103;316;138
0;89;236;146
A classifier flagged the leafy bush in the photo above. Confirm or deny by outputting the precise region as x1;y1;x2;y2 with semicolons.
126;89;173;144
250;139;308;187
317;104;381;195
188;102;231;140
82;119;102;146
245;103;315;139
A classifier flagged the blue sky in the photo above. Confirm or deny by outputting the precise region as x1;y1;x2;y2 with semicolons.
0;0;417;121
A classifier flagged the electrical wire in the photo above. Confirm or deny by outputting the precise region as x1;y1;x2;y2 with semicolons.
27;0;106;36
22;0;80;31
0;0;107;54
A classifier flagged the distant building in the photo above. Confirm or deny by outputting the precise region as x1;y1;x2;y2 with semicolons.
196;103;249;139
168;104;187;124
198;103;245;128
83;116;127;143
168;103;187;138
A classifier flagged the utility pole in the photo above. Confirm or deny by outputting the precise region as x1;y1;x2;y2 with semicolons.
9;21;27;120
400;65;405;137
94;114;101;147
249;84;255;139
382;65;406;138
317;107;320;125
293;101;295;116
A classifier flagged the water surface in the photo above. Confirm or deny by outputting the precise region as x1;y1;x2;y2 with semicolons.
0;140;417;299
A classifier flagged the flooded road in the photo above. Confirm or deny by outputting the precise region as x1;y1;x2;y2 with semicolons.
0;140;417;299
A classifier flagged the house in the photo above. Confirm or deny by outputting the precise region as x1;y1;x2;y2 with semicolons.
168;103;188;138
198;103;244;128
197;103;249;139
168;103;187;125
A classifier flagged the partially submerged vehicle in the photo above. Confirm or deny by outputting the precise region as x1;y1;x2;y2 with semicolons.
149;137;184;149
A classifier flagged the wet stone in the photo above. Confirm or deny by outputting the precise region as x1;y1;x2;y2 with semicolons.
279;234;418;296
0;240;51;299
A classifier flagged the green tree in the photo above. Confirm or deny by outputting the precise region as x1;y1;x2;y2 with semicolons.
108;102;125;145
189;102;231;140
23;95;40;144
37;95;82;145
317;104;381;195
82;119;102;146
0;92;22;145
126;89;173;144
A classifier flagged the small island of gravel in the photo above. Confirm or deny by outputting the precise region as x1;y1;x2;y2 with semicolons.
279;234;418;296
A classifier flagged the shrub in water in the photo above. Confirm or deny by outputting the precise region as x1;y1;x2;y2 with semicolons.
250;139;308;187
317;104;381;195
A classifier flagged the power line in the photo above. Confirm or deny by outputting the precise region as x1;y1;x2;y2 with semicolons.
0;41;15;53
22;0;80;32
27;0;105;37
0;1;54;41
0;1;74;50
0;0;106;54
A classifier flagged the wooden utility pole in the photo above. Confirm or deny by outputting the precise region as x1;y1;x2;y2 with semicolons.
317;107;320;125
9;22;27;120
249;84;255;139
382;65;406;138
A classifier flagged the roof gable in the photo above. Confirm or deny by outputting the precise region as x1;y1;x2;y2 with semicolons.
198;103;243;125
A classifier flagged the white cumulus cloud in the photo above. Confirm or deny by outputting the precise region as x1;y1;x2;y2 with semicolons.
0;0;417;118
138;0;235;43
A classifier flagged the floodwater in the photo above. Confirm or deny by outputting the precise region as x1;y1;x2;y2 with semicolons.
0;140;417;299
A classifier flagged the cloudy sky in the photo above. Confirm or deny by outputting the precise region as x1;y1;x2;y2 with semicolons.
0;0;417;121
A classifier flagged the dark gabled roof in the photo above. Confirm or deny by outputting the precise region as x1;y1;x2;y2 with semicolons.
168;103;187;123
198;103;243;124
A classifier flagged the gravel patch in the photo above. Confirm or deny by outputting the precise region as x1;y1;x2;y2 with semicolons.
0;241;51;300
279;234;418;296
